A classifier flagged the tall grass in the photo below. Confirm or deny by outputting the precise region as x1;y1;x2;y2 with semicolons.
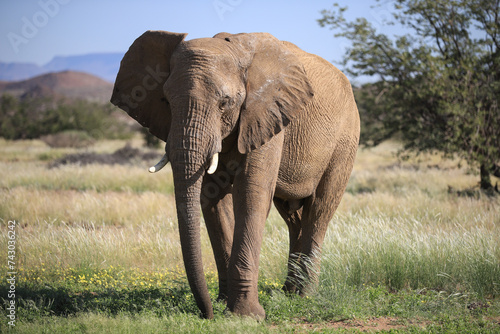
320;215;499;296
259;202;499;299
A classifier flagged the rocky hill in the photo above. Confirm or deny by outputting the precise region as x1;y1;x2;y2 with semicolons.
0;71;114;103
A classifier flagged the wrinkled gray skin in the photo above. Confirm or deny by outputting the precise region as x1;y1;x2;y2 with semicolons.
111;31;360;319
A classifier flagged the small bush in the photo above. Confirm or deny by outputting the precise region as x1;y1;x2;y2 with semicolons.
41;130;95;148
49;143;163;168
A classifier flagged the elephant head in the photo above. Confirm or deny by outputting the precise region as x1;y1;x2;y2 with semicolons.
111;30;314;318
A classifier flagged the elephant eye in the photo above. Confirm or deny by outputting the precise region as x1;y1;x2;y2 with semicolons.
219;96;230;110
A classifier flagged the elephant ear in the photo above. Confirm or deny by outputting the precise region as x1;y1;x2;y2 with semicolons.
228;33;314;154
110;31;187;142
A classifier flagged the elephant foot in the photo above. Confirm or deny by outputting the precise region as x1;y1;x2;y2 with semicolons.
283;280;300;295
283;282;308;297
283;272;307;295
283;276;314;296
227;296;265;320
229;302;265;320
283;257;319;296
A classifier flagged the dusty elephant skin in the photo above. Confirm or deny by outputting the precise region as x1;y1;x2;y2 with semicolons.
111;30;360;319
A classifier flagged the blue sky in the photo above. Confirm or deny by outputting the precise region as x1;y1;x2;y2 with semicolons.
0;0;399;73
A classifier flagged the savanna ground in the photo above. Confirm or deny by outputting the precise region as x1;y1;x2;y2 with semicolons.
1;138;499;333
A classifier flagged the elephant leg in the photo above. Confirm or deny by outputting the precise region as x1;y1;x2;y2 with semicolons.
227;133;284;319
293;143;358;296
273;198;305;294
201;173;235;302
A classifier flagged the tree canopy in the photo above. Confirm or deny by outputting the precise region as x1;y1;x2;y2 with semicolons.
319;0;499;190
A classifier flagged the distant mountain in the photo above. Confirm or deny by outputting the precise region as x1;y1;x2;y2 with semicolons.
0;71;114;103
0;62;45;82
0;52;124;83
43;53;124;83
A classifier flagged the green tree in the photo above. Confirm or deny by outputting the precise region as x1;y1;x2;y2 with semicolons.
319;0;500;190
0;94;19;139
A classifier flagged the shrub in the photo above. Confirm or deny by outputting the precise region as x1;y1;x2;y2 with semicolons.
41;130;95;148
0;94;134;140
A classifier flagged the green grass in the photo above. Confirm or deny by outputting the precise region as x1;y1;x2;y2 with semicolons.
3;264;499;332
1;139;499;333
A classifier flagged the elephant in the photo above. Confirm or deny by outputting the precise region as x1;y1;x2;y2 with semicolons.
111;30;360;319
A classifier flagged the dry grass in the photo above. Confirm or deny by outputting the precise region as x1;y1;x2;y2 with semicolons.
1;139;499;333
1;139;499;297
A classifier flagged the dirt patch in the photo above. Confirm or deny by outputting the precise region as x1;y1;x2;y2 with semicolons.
327;317;412;331
292;317;429;332
49;144;162;168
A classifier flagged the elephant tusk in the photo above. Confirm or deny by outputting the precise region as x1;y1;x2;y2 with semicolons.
207;153;219;174
149;154;169;173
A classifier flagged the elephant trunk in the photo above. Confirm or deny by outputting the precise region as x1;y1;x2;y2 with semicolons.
171;150;214;319
169;100;220;319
